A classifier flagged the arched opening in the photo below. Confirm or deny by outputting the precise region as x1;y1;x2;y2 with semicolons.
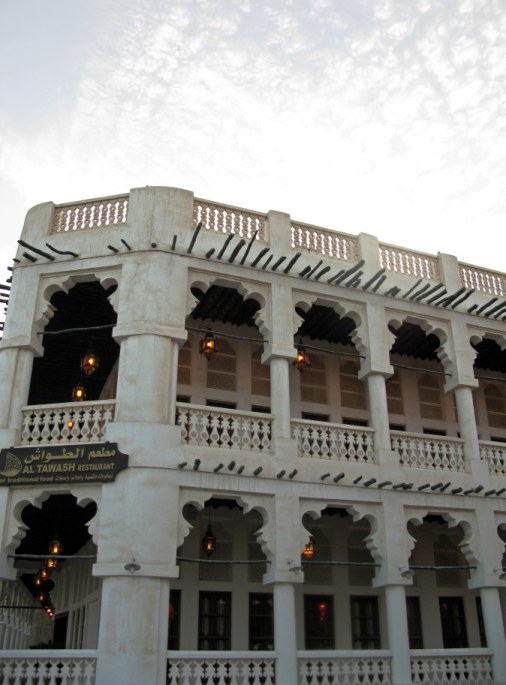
471;337;506;443
12;494;98;649
170;497;269;652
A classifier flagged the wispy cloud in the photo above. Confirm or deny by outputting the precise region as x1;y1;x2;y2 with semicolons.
1;0;505;269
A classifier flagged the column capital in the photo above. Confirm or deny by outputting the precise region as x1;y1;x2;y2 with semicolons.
113;323;187;344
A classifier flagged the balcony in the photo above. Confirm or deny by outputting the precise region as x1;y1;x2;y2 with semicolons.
20;401;116;446
291;419;375;463
0;650;96;684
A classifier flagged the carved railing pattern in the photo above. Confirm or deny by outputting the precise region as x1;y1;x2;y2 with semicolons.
392;431;465;471
177;403;272;452
0;581;35;649
480;440;506;476
20;401;116;446
291;420;375;463
0;651;96;685
193;198;266;241
167;652;275;685
291;223;358;261
410;650;493;685
298;651;392;685
459;264;505;297
52;196;128;232
379;244;439;280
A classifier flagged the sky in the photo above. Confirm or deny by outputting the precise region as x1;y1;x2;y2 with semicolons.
1;0;505;286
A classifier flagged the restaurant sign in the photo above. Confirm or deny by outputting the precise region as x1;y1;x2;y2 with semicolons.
0;443;128;486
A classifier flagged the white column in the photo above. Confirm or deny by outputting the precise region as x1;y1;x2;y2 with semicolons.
273;582;298;685
95;576;170;685
385;585;412;685
366;372;391;452
270;357;291;440
480;587;506;685
453;386;480;459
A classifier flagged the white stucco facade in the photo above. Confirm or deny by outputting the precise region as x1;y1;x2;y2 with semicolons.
0;186;505;685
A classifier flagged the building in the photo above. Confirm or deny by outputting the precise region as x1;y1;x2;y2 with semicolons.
0;186;505;685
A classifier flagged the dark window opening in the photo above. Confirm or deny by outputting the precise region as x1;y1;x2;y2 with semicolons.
439;597;468;648
351;596;380;649
302;412;330;422
249;593;274;650
406;597;423;649
304;595;335;649
198;592;231;650
168;590;181;650
475;597;487;648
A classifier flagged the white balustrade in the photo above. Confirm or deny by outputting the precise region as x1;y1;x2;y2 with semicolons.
410;649;493;685
52;196;128;232
177;403;272;452
379;243;439;281
480;440;506;476
291;420;375;463
167;651;275;685
20;401;116;446
0;650;96;685
291;223;358;261
459;264;505;297
392;431;465;471
298;651;392;685
193;198;266;241
0;581;35;649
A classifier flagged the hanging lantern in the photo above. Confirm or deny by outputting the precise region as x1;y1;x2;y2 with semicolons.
201;525;217;557
81;351;99;376
45;606;55;618
46;557;58;571
293;341;311;373
67;419;74;430
199;331;217;360
37;591;48;604
48;536;63;556
72;382;86;402
303;536;316;560
39;566;49;581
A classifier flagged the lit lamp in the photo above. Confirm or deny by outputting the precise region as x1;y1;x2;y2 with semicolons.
199;331;217;360
72;382;86;402
49;536;63;556
303;536;316;560
46;557;58;571
201;525;217;557
293;341;310;373
81;351;99;376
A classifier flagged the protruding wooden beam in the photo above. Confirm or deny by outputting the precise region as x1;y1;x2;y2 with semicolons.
427;288;447;304
251;247;270;267
372;274;387;292
450;289;475;309
327;269;344;284
299;265;311;277
107;244;119;253
46;243;79;258
283;253;301;273
120;238;132;251
187;221;202;254
261;254;273;269
216;233;234;260
171;236;177;250
402;278;422;298
475;297;497;315
239;230;259;265
409;283;431;300
415;283;444;302
271;256;286;271
333;259;365;285
18;239;55;261
228;239;246;263
205;248;215;258
362;268;385;291
314;266;331;281
306;260;323;279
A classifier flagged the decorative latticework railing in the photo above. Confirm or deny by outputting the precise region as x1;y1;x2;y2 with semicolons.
0;651;97;685
291;223;358;261
20;401;116;446
392;431;466;472
480;439;506;476
379;243;439;281
167;652;275;685
291;419;375;463
0;581;35;649
459;264;505;297
298;651;392;685
52;196;129;232
176;403;272;451
193;198;266;241
410;649;493;685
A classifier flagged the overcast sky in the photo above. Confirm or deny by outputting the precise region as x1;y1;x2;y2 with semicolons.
1;0;505;287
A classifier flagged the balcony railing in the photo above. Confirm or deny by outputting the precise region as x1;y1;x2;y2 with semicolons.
0;650;96;684
291;419;376;463
298;650;391;685
177;403;272;452
480;440;506;476
410;649;493;685
193;198;266;242
392;431;466;472
52;196;128;232
167;651;275;685
20;401;116;446
291;222;358;261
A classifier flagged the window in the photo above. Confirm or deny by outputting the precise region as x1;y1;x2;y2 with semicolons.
304;595;335;649
406;597;423;649
340;360;367;410
439;597;468;648
418;374;444;420
475;597;487;647
251;346;270;397
386;372;403;415
301;354;328;404
484;384;506;429
249;593;274;650
434;535;465;588
198;592;232;650
168;590;181;650
350;596;380;649
177;340;192;385
302;412;329;422
207;339;237;391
